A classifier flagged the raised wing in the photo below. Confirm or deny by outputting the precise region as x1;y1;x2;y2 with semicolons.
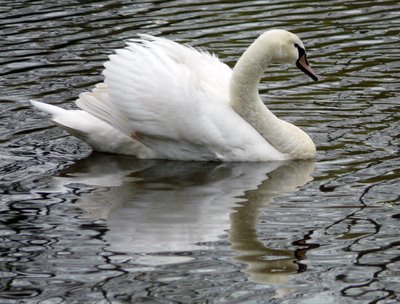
76;35;282;161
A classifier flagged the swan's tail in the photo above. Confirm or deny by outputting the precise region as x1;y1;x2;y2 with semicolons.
30;99;68;118
29;99;153;157
29;99;81;131
30;99;99;152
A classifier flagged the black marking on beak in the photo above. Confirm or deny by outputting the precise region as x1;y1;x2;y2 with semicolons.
295;44;318;82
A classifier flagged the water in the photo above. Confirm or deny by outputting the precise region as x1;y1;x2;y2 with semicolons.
1;0;399;303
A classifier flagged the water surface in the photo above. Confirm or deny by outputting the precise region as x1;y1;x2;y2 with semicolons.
1;1;400;303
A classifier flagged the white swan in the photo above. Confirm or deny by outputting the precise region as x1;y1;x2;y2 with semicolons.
30;29;318;161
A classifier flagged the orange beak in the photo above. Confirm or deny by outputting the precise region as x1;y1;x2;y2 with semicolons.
296;52;318;82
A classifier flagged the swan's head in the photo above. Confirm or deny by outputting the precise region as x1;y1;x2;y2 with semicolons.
261;29;318;81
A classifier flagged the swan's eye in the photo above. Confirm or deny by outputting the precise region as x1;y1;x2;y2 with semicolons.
294;43;300;49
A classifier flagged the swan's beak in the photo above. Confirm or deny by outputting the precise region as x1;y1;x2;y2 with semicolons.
296;53;318;82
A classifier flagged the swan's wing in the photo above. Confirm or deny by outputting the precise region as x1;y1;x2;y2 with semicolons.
85;35;232;135
76;35;284;161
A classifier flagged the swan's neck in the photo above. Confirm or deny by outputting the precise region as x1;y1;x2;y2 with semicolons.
229;35;315;159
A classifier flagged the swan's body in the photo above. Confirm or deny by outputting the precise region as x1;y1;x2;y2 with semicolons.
31;29;317;161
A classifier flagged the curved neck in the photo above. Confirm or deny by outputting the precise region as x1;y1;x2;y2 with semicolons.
229;36;283;147
229;34;316;159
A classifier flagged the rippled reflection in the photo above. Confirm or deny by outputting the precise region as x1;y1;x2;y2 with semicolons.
43;153;313;269
229;161;314;285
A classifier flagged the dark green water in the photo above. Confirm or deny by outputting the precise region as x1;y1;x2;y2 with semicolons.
1;1;399;303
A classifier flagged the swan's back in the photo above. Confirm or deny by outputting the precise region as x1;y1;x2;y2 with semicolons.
76;35;286;161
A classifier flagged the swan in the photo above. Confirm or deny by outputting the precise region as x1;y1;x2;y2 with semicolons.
30;29;318;161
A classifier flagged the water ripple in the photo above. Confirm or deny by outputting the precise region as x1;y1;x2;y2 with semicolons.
1;0;400;303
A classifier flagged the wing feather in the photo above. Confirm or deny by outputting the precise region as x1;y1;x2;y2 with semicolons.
76;35;284;161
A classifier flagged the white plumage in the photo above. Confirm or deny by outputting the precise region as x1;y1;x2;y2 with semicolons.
31;29;318;161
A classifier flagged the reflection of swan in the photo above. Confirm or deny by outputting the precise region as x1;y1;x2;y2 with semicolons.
30;29;317;161
229;161;314;287
41;154;314;276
